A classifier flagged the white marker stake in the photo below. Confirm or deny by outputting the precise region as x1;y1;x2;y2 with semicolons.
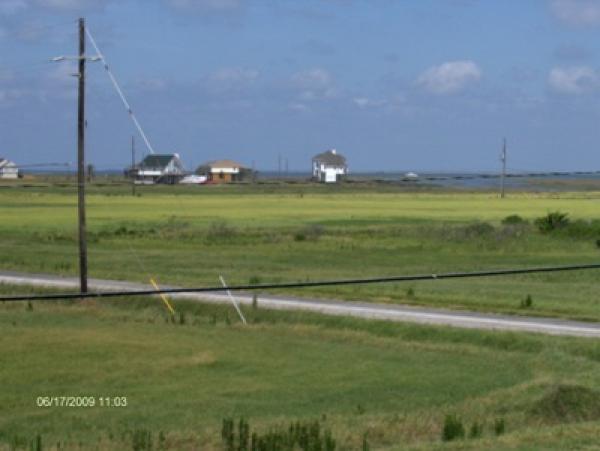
219;275;247;325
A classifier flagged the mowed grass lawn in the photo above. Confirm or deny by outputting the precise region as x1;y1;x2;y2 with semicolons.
2;186;600;320
2;291;600;449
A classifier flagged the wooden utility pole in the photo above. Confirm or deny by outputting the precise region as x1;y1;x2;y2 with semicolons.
77;17;88;293
500;138;507;199
131;135;136;196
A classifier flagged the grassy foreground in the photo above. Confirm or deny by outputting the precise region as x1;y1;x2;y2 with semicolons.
1;185;600;320
1;287;600;450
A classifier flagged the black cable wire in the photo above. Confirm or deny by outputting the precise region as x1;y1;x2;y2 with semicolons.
2;263;600;302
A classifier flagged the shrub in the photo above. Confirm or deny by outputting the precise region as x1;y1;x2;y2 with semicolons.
132;428;153;451
493;418;505;436
502;214;527;225
442;414;465;441
406;287;415;299
222;417;336;451
207;220;236;240
535;212;569;233
249;276;262;285
463;222;495;238
520;294;533;309
469;422;483;439
531;384;600;423
295;224;325;242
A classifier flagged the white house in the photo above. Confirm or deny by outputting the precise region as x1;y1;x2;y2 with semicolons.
312;149;347;183
132;154;185;184
0;158;19;179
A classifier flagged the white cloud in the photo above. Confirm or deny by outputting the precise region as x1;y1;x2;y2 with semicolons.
551;0;600;26
417;60;482;94
548;66;599;93
291;68;332;88
209;67;259;84
288;102;310;112
291;68;337;101
352;97;387;109
0;0;113;12
0;0;27;15
166;0;241;11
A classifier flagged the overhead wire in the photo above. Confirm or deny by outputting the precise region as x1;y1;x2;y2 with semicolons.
85;26;157;155
2;262;600;302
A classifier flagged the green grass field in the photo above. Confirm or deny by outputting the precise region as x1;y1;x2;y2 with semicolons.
2;183;600;449
2;184;600;320
2;288;600;450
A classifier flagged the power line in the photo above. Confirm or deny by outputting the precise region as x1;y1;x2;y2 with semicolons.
2;262;600;303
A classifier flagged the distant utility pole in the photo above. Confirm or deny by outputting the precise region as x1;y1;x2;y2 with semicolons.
285;158;289;175
278;153;282;177
131;135;136;196
76;17;88;293
500;138;507;199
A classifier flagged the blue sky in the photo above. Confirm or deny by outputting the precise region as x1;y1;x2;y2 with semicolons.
3;0;600;172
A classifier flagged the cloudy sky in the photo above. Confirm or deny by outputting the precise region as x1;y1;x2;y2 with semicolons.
3;0;600;172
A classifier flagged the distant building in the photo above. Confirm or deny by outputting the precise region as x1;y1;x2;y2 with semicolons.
312;149;347;183
131;154;185;184
195;159;251;183
0;158;19;179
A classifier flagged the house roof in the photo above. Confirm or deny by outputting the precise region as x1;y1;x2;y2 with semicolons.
0;158;16;168
312;150;346;166
204;159;245;169
140;154;177;169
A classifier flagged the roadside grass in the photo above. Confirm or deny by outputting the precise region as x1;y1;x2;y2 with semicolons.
2;188;600;321
2;284;600;450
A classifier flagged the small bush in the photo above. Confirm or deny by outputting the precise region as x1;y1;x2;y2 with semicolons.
469;422;483;439
406;287;415;299
207;221;236;240
493;418;505;436
520;294;533;309
535;212;569;233
442;414;465;442
531;384;600;423
249;276;262;285
26;301;33;312
294;224;325;242
502;214;527;225
463;222;495;238
178;311;186;325
132;428;153;451
221;417;336;451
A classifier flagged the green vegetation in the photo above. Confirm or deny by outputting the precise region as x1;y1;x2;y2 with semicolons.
2;185;600;320
2;286;600;449
2;182;600;449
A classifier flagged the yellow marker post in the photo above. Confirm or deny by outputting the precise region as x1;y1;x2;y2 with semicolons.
149;278;175;315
